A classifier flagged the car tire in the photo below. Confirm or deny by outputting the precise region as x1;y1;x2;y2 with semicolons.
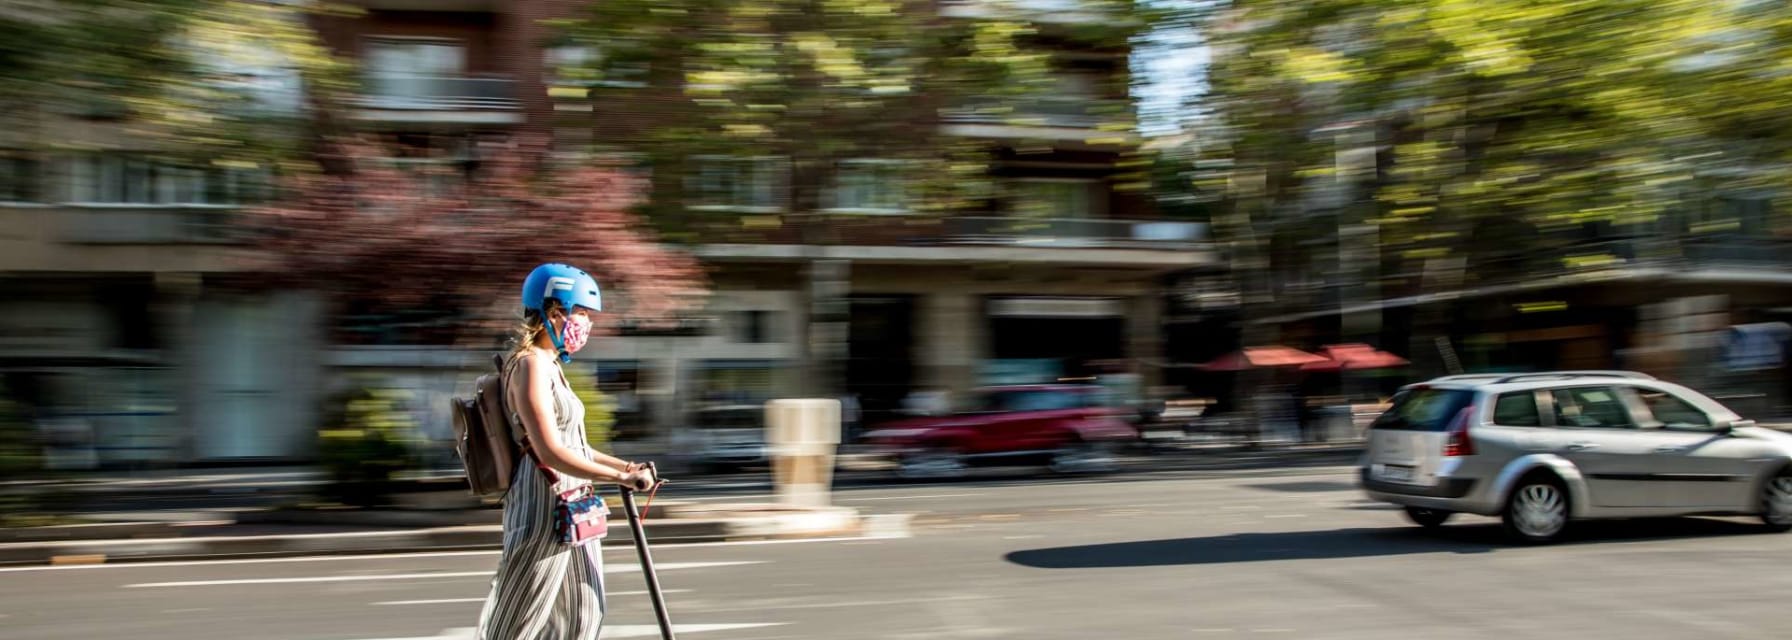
1402;506;1453;529
896;446;967;480
1761;469;1792;533
1049;440;1119;475
1502;474;1571;544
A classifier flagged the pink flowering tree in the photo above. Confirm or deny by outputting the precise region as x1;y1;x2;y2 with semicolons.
244;135;708;347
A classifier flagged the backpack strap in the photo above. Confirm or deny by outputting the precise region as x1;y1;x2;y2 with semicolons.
500;350;564;483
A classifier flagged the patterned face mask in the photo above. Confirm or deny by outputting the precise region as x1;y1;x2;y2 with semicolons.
560;313;593;354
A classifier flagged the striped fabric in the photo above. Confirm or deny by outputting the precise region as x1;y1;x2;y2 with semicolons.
475;353;607;640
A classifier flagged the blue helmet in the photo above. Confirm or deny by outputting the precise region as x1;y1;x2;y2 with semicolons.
520;263;602;362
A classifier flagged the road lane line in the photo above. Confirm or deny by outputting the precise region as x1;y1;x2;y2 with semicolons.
373;598;488;606
370;588;691;602
127;571;492;587
355;623;786;640
123;561;763;588
836;493;979;502
689;594;995;614
0;534;885;573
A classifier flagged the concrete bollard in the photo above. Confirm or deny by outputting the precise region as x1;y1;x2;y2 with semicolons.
765;399;842;507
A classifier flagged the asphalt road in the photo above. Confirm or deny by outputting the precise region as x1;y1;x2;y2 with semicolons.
5;462;1792;640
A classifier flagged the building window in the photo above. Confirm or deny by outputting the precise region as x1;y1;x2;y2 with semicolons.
364;38;468;107
64;155;263;206
827;159;909;214
690;156;785;211
366;38;464;78
0;155;40;203
1008;179;1101;219
547;46;648;90
730;310;780;343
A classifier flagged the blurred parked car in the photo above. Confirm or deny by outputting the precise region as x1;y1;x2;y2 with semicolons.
672;404;768;473
860;385;1138;479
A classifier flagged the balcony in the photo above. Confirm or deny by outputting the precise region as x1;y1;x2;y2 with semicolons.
688;214;1213;270
353;74;522;126
941;217;1207;250
940;0;1116;25
943;97;1127;130
351;0;499;11
58;205;242;245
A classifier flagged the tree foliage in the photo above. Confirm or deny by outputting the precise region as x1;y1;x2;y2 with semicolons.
2;0;351;165
555;0;1142;226
243;136;709;345
1202;0;1792;277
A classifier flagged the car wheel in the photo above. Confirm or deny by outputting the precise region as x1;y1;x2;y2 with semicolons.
1049;441;1119;475
1761;470;1792;532
1402;506;1453;529
897;447;967;480
1502;475;1570;544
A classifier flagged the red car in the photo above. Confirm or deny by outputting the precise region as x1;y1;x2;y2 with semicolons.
861;385;1138;479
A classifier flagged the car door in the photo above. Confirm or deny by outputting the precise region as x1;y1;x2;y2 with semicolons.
1004;390;1077;453
1542;386;1663;508
969;391;1045;456
1623;386;1771;509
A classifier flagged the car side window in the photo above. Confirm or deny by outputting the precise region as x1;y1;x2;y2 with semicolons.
1550;387;1635;429
1492;392;1542;427
1635;389;1712;430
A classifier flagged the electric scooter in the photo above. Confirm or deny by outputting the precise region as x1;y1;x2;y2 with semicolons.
618;462;676;640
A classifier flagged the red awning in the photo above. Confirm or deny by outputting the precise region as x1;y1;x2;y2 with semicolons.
1300;343;1410;372
1201;346;1329;371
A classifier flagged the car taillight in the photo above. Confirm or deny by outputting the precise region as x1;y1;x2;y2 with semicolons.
1443;405;1475;457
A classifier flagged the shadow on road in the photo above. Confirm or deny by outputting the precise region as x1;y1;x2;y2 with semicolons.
1246;480;1358;493
1005;518;1771;569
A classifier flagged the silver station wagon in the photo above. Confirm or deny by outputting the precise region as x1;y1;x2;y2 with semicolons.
1360;371;1792;543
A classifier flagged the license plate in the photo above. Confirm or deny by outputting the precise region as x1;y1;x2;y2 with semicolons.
1378;464;1415;483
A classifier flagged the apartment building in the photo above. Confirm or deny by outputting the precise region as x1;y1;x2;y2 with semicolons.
562;0;1217;429
0;0;1216;466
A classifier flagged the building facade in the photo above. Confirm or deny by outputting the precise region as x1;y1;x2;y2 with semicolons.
0;0;1214;466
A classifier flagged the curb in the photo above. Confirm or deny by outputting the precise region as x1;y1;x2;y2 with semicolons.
0;508;893;567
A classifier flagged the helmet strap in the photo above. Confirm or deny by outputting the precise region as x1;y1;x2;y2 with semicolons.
545;316;572;363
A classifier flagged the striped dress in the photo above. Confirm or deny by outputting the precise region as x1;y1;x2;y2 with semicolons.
476;352;609;640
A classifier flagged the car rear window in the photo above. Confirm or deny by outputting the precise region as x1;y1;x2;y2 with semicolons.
1372;388;1475;432
1493;392;1542;426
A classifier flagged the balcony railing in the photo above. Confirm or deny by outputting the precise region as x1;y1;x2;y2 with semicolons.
940;0;1115;24
58;205;241;245
942;97;1127;129
360;74;519;110
940;217;1208;249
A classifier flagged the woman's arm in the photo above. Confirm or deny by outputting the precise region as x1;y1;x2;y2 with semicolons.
587;449;636;472
512;354;631;484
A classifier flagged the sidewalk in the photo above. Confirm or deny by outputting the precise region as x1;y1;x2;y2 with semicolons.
0;498;907;566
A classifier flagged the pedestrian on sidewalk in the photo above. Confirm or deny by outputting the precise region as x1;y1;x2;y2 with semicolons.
476;263;658;640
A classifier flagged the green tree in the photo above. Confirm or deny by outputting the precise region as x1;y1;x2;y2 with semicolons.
1209;0;1792;257
2;0;352;167
556;0;1144;394
1191;0;1792;361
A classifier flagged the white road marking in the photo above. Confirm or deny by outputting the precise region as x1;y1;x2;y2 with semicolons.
123;561;762;588
0;534;882;573
355;623;786;640
1265;514;1309;519
126;571;491;588
696;594;995;614
372;590;693;606
372;598;488;606
837;493;979;502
